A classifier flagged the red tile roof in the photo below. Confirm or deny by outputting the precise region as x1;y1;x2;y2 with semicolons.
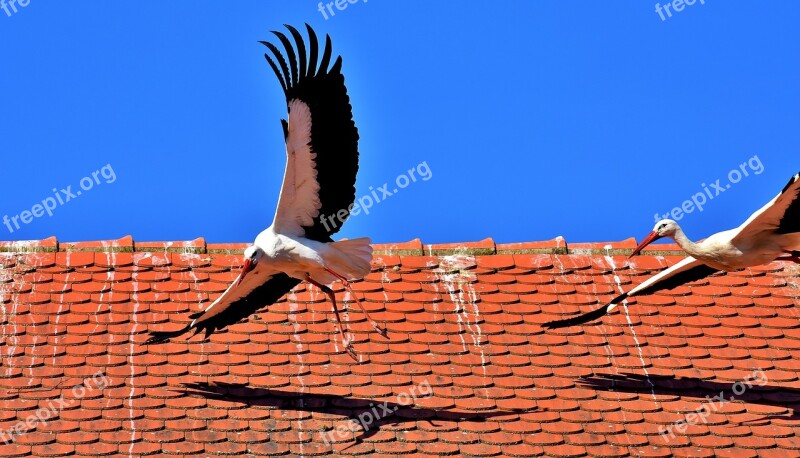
0;236;799;457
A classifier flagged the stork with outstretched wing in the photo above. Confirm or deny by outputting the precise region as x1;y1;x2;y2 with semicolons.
544;171;800;329
146;24;385;359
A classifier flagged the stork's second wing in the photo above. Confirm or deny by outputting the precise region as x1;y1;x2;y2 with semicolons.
146;273;301;344
733;171;800;244
263;24;359;243
543;257;717;329
625;256;717;297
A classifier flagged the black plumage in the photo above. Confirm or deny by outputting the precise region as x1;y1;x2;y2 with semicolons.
543;263;717;329
146;24;358;345
146;274;301;344
262;24;359;243
776;172;800;234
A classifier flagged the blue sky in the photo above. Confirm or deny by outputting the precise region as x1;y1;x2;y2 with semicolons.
1;1;798;245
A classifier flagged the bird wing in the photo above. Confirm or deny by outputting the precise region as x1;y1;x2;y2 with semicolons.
146;270;301;344
623;256;717;297
732;171;800;243
264;24;360;243
543;257;717;328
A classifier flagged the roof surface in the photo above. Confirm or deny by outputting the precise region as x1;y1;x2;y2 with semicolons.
0;236;799;457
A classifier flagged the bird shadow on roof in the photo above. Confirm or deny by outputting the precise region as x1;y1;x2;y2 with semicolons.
177;381;531;446
579;372;800;422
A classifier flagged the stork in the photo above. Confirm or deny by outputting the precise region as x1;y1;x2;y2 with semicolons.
544;171;800;329
146;24;385;359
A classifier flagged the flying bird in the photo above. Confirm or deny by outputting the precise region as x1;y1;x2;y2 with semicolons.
544;171;800;329
147;24;384;358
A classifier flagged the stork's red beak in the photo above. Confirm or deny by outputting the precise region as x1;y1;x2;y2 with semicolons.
629;231;662;258
237;258;256;286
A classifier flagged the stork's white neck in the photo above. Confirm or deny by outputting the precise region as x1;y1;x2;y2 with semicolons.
671;226;703;258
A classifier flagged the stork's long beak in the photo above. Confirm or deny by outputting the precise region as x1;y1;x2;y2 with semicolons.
629;231;662;258
237;258;256;286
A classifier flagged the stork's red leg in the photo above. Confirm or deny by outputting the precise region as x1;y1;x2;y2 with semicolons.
324;268;388;338
306;276;357;360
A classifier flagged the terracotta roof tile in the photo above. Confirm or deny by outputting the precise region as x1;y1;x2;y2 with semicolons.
0;237;798;455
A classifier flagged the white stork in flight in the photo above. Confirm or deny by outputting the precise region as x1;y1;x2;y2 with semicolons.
147;24;384;358
544;171;800;329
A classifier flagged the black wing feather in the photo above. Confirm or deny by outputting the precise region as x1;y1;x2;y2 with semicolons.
777;172;800;234
261;41;291;92
285;24;307;82
263;52;287;93
145;324;192;345
146;274;301;344
318;34;333;75
280;119;289;141
780;172;798;194
305;24;319;78
543;263;717;329
266;24;360;243
632;263;717;296
542;297;624;329
189;273;301;338
330;55;343;75
272;31;297;87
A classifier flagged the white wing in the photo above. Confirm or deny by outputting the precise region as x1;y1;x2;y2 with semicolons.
272;99;322;237
544;257;716;328
263;25;360;243
732;172;800;245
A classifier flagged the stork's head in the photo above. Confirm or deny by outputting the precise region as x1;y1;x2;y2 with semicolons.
629;219;679;258
652;219;680;238
238;245;262;285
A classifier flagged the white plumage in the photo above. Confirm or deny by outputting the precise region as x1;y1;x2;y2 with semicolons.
147;24;383;358
545;171;800;329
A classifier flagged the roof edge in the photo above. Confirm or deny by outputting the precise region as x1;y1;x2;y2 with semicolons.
0;236;688;256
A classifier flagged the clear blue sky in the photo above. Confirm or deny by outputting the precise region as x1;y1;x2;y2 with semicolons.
1;1;798;245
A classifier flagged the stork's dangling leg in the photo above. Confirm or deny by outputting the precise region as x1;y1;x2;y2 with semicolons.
306;276;357;360
325;267;388;338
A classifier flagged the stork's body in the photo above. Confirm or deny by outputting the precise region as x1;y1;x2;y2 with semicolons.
147;24;384;358
655;226;795;271
250;230;360;284
545;171;800;329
